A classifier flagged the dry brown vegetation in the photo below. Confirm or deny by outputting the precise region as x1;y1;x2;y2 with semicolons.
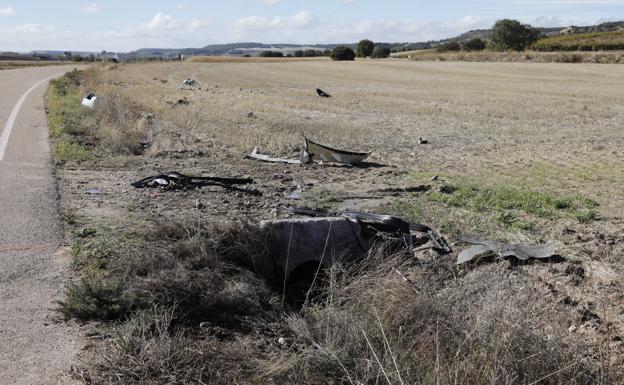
394;49;624;64
49;60;624;384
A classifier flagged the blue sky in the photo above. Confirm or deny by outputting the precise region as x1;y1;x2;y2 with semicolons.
1;0;623;52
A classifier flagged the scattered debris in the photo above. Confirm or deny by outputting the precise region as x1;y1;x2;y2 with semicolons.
431;175;439;181
246;112;256;119
85;188;103;195
284;189;302;200
131;171;260;195
81;93;98;108
295;208;452;254
183;78;198;86
418;137;429;145
247;135;372;167
304;135;372;165
167;97;191;107
457;237;556;264
316;88;331;98
247;147;303;165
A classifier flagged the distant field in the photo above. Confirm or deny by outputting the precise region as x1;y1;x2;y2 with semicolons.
188;55;330;63
0;61;64;70
390;49;432;58
534;29;624;51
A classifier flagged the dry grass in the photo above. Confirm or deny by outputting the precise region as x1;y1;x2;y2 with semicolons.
270;254;611;384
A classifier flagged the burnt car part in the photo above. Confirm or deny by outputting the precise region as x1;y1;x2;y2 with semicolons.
131;171;260;195
294;207;452;254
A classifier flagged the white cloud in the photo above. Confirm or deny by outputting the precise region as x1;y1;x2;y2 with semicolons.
342;0;357;5
264;0;282;5
146;13;180;30
230;10;317;33
0;6;15;16
177;3;185;9
80;3;101;13
0;8;608;53
0;24;59;51
86;13;212;50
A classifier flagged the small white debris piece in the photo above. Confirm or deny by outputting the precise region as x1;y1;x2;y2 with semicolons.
81;93;98;108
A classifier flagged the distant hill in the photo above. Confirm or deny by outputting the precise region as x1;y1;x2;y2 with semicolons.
126;43;347;59
391;20;624;53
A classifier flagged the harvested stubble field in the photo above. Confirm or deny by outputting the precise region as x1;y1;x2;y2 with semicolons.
50;61;624;384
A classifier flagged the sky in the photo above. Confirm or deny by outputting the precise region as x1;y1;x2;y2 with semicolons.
1;0;623;52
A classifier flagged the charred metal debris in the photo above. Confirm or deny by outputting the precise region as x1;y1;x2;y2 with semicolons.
131;171;261;195
294;207;453;255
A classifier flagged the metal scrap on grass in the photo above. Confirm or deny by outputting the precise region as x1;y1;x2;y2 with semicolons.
457;237;556;264
247;134;372;167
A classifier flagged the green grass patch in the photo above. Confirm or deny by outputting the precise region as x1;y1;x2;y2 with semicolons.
47;69;96;163
56;272;134;321
55;140;89;162
427;181;598;223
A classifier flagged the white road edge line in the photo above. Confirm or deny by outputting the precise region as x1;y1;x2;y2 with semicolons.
0;74;61;162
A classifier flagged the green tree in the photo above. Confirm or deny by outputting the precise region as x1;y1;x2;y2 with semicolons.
491;19;540;51
355;39;375;58
371;46;391;58
436;41;461;53
331;46;356;61
258;50;284;57
462;38;487;51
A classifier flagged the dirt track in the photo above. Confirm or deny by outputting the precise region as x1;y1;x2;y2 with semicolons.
0;66;82;384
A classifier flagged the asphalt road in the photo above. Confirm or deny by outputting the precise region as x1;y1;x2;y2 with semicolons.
0;66;82;384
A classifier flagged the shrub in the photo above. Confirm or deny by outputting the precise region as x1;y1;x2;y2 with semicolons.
491;19;540;51
355;39;375;58
463;38;487;51
371;46;391;58
258;50;284;58
436;41;462;53
331;46;356;61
